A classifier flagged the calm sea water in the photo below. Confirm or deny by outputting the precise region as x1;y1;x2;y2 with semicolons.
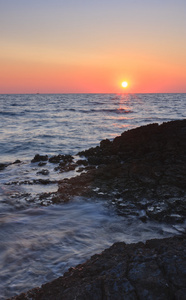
1;93;186;162
0;93;186;298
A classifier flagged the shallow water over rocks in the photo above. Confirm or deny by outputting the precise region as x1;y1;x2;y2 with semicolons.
0;197;182;299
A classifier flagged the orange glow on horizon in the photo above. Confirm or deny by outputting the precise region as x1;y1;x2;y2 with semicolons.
0;50;186;94
0;1;186;94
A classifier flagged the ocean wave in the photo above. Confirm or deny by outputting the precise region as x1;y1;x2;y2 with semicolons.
0;111;19;117
64;108;133;114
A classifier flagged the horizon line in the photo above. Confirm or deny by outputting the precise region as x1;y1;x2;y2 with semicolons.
1;92;186;95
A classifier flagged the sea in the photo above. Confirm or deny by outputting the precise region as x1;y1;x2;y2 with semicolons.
0;93;186;299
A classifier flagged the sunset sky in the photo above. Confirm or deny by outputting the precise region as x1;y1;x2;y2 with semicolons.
1;0;186;93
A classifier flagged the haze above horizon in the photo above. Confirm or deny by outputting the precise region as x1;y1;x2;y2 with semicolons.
1;0;186;94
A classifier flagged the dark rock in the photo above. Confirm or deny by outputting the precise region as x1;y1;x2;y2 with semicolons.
5;178;57;185
100;138;112;149
38;162;47;167
56;120;186;223
10;235;186;300
49;154;73;164
0;163;9;170
37;169;50;176
76;159;88;166
54;162;77;172
13;160;21;164
33;179;57;185
31;154;48;163
0;160;21;171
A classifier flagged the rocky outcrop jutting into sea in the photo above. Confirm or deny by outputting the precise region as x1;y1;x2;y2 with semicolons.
53;119;186;224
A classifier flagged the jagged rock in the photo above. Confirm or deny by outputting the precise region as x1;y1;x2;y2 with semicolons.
31;154;48;163
10;235;186;300
56;120;186;223
49;154;73;164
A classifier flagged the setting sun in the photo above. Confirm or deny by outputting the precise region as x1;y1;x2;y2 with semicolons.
121;81;128;88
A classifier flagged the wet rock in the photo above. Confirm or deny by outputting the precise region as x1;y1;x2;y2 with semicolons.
31;154;48;163
0;160;21;171
76;159;88;166
33;179;57;185
57;172;93;199
38;162;47;167
49;154;73;164
37;169;50;176
10;235;186;300
13;160;21;164
0;163;9;170
6;179;57;185
76;167;85;173
54;162;77;172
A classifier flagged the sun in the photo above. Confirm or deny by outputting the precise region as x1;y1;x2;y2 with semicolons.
121;81;128;88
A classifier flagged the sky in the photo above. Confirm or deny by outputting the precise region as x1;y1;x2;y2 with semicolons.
1;0;186;93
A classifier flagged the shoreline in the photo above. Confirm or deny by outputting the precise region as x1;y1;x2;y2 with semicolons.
7;119;186;299
10;234;186;300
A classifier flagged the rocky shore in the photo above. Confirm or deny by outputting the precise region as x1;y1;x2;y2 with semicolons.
8;119;186;299
10;234;186;300
53;119;186;224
